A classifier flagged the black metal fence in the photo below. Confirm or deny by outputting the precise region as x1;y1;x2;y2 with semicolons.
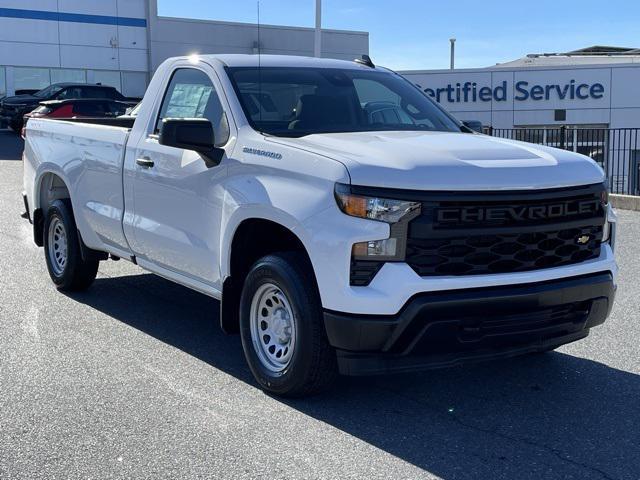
486;126;640;195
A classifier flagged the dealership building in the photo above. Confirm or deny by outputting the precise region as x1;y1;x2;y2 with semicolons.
401;46;640;130
1;1;637;132
0;0;368;98
402;47;640;194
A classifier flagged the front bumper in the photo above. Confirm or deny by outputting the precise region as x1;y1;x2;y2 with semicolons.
324;272;615;375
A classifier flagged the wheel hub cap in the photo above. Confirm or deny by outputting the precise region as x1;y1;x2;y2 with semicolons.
250;283;296;373
47;216;68;276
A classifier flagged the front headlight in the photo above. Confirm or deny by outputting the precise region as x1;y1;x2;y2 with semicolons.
335;183;421;262
334;185;421;224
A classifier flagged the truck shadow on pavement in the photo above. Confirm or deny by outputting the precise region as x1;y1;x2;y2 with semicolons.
68;272;640;480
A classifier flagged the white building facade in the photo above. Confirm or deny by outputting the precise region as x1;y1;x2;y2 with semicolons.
0;0;369;98
401;48;640;130
402;48;640;194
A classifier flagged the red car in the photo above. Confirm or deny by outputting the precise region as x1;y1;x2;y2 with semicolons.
22;99;131;137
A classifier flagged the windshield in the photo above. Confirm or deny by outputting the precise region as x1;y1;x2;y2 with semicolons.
34;85;63;98
226;67;461;137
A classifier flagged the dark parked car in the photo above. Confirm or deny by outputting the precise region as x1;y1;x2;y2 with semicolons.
0;83;134;132
21;99;132;137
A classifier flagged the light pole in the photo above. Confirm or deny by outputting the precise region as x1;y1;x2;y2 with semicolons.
314;0;322;57
450;38;456;70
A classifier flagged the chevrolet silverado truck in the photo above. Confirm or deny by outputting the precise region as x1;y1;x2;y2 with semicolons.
22;55;617;397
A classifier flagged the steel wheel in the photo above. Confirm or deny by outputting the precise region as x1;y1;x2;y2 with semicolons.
249;283;297;373
47;216;68;276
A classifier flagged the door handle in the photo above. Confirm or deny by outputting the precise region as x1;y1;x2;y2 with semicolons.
136;156;155;168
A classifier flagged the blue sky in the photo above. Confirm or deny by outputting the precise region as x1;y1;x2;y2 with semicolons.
158;0;640;70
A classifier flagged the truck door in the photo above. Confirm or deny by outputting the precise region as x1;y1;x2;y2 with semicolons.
124;66;232;292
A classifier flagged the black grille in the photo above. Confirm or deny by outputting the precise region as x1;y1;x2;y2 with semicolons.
404;300;592;355
406;184;606;277
350;260;383;286
407;225;602;276
469;302;589;338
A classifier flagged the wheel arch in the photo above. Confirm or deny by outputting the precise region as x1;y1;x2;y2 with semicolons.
33;170;72;247
220;213;316;334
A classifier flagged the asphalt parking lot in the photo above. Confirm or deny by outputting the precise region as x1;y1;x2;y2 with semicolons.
0;130;638;480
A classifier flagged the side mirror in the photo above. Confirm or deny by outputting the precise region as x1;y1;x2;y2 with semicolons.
159;118;224;165
462;120;484;133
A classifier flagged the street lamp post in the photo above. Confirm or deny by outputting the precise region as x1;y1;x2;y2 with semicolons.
314;0;322;57
450;38;456;70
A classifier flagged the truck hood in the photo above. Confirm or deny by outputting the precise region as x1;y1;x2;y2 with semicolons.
269;131;605;191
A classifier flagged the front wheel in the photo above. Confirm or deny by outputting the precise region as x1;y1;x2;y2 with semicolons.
239;252;337;397
43;199;99;291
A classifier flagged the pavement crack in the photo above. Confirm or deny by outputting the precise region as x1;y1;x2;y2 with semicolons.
448;411;617;480
373;385;618;480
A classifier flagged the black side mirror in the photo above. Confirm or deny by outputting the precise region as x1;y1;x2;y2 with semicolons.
462;120;484;133
159;118;224;165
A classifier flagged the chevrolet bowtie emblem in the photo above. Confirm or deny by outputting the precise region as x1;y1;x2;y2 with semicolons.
576;235;591;245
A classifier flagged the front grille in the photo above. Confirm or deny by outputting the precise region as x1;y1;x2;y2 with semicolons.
469;302;589;338
406;184;606;277
403;299;592;355
407;225;602;276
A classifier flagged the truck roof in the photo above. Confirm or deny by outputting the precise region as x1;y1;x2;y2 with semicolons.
199;54;380;70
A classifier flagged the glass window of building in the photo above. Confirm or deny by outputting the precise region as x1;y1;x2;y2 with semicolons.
92;71;122;93
14;67;51;91
51;69;86;84
0;67;6;97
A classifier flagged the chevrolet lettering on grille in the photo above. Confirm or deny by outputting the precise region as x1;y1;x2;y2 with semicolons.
436;199;601;224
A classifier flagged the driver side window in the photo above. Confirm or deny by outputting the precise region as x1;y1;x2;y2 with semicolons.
156;68;230;147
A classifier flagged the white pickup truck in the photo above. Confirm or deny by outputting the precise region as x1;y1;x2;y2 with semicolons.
23;54;617;397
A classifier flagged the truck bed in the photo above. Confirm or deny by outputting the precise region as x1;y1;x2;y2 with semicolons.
55;116;136;129
23;117;133;257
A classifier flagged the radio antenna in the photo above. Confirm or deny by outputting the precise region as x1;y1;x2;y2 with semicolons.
257;0;263;125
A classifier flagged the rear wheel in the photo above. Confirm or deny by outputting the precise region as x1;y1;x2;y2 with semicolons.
239;252;337;397
43;199;99;291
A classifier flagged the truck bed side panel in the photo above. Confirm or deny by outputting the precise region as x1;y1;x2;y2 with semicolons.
25;118;132;256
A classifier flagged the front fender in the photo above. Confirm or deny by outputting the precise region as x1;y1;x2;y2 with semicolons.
220;204;311;280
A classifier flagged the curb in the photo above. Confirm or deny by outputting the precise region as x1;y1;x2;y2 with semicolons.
610;194;640;211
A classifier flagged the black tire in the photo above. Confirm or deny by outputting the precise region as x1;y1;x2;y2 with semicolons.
239;252;337;397
43;199;99;291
